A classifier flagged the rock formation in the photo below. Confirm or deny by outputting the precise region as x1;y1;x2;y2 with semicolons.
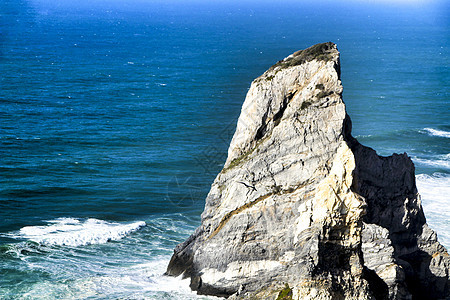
166;42;450;299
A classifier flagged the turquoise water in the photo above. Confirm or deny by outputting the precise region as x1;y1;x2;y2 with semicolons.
0;0;448;298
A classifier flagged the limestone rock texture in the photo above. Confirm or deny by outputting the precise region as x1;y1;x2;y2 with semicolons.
166;42;450;299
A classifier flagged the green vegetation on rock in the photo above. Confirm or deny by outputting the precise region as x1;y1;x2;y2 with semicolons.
276;284;293;300
222;132;272;173
269;42;335;72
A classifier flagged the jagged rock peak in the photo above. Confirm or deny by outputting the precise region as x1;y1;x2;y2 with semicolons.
166;42;450;300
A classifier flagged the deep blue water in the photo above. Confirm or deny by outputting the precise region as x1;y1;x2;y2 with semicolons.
0;0;449;298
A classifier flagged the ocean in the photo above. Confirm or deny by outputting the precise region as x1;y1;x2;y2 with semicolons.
0;0;448;298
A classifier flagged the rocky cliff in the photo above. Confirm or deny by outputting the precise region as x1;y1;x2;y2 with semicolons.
166;42;450;299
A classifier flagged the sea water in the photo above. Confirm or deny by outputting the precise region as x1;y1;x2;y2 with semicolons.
0;0;448;298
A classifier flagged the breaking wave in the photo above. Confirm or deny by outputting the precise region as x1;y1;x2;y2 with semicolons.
422;128;450;138
413;154;450;170
5;218;146;246
416;173;450;248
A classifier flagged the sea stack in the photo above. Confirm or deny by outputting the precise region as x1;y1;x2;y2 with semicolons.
166;42;450;299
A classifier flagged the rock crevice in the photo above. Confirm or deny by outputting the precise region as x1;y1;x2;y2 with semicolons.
166;43;449;299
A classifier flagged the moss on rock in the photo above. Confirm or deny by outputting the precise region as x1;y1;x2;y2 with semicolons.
276;284;293;300
269;42;335;72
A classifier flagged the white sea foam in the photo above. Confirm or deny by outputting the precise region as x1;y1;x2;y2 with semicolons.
423;128;450;138
14;255;221;300
355;134;373;138
413;154;450;169
416;173;450;249
1;215;220;299
10;218;146;246
125;259;220;298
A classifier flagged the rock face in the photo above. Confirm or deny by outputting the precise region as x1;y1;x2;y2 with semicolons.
166;43;450;299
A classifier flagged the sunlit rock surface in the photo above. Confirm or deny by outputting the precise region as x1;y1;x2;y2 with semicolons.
166;43;449;300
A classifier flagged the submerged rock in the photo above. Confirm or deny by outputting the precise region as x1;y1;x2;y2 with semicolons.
166;42;450;299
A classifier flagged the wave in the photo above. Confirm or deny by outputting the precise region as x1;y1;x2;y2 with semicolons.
5;218;146;247
0;255;220;300
354;134;373;139
0;214;218;299
416;173;450;248
422;128;450;138
413;154;450;170
0;241;50;259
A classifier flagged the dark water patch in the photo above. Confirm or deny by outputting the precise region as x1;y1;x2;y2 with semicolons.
0;186;96;199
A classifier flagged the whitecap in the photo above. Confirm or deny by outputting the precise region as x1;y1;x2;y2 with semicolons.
8;218;146;247
355;134;372;138
422;128;450;138
416;173;450;248
14;256;221;299
413;155;450;169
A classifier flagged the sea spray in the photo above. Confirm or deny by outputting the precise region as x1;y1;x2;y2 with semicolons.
6;218;146;247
